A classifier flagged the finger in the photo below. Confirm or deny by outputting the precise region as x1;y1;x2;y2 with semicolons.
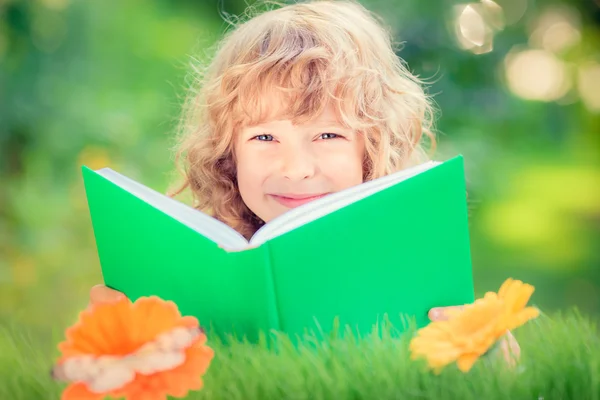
89;284;125;307
428;305;465;322
499;331;521;367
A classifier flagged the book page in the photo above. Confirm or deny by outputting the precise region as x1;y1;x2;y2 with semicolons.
249;160;440;245
97;169;250;249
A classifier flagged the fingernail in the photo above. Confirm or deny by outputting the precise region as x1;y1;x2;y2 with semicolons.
429;308;442;320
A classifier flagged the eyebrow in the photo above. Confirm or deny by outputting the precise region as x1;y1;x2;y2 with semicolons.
309;119;345;125
243;119;349;131
314;123;353;133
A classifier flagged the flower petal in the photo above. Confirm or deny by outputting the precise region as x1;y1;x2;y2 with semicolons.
505;307;540;331
508;283;535;314
456;353;479;372
61;383;103;400
130;393;167;400
497;278;515;299
61;298;134;356
131;297;181;344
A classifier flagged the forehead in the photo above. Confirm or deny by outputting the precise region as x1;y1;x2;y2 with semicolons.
243;93;345;128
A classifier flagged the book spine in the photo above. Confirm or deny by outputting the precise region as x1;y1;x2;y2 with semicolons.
262;243;282;333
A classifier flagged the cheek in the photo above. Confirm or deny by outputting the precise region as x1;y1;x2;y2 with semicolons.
325;141;365;185
319;150;364;186
235;152;266;198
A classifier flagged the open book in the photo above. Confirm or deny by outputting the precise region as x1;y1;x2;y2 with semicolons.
82;155;475;341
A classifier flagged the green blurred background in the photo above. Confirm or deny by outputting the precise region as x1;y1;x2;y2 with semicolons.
1;0;599;337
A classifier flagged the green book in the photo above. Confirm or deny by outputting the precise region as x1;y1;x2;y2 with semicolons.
81;155;474;342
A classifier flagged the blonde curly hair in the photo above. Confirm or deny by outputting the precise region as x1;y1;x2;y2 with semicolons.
168;0;437;239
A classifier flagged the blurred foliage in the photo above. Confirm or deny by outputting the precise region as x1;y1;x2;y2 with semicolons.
1;0;599;333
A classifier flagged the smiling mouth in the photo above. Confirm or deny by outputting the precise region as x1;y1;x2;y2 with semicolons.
269;193;330;208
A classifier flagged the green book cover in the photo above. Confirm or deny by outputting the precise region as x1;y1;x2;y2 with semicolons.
81;155;474;342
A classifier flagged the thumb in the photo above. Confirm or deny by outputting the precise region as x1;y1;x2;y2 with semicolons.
428;305;465;321
88;284;125;308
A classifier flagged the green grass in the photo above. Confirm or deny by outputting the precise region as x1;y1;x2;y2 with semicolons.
1;310;599;400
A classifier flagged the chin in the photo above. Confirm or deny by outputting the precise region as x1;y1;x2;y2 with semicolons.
260;208;287;223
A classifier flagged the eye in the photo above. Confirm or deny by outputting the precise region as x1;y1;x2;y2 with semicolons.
252;134;274;141
319;133;340;140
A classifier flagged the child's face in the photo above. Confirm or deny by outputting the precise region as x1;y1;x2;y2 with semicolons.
235;103;365;223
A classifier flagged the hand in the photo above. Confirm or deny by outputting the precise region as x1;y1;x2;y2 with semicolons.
428;306;521;367
88;284;126;308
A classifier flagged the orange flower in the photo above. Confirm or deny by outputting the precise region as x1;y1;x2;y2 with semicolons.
52;296;214;400
409;278;539;374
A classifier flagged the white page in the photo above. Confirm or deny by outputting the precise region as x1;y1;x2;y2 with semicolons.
96;169;249;249
95;159;439;250
249;160;440;245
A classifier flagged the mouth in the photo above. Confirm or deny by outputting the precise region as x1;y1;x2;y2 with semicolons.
269;193;330;209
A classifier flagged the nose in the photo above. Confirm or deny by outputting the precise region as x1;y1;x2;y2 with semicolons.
279;144;317;181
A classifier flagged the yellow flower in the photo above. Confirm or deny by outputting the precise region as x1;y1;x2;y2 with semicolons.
409;278;540;373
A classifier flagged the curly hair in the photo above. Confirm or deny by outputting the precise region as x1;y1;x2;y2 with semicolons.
167;0;437;239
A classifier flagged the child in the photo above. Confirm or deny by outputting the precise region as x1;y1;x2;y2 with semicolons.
88;0;520;363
